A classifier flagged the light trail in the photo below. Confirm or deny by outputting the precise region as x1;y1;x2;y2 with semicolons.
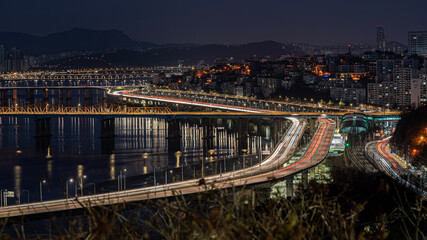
113;90;273;113
367;138;427;198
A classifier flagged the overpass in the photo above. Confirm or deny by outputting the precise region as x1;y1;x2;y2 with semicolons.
0;102;398;119
109;89;400;118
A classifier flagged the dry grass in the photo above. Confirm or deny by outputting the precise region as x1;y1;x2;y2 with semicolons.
0;178;425;240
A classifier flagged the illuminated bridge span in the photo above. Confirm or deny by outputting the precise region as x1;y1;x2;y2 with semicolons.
0;102;172;117
0;102;400;120
109;89;401;118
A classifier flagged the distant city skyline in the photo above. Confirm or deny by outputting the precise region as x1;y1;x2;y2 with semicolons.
1;0;427;45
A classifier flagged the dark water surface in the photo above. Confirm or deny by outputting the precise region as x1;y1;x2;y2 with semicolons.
0;89;279;204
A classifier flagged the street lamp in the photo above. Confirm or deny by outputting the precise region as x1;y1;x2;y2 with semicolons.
40;180;46;202
80;175;87;196
118;169;127;191
66;178;73;201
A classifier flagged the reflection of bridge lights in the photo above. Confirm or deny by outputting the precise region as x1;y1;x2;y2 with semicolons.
46;146;52;159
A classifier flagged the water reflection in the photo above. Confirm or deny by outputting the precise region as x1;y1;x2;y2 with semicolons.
0;90;286;202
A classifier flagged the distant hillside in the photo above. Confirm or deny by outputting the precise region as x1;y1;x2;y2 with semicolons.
47;41;306;68
0;28;157;54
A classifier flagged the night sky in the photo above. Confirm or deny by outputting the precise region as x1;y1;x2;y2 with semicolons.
1;0;427;45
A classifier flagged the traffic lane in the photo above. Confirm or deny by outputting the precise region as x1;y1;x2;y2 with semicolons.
118;90;273;113
233;118;333;185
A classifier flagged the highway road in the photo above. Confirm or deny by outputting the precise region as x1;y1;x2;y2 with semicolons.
113;89;274;113
366;138;427;198
111;89;400;117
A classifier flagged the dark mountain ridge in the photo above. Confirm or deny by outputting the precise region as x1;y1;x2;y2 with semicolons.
0;28;156;54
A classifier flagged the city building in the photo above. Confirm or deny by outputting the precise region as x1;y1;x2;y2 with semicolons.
411;60;427;108
376;59;394;82
408;31;427;57
411;78;421;108
330;83;366;104
394;61;416;108
367;82;384;106
376;26;386;51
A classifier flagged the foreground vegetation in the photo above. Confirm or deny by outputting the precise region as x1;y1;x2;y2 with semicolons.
0;168;425;240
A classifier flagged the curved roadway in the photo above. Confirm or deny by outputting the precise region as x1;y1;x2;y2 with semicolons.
366;138;427;198
0;90;337;219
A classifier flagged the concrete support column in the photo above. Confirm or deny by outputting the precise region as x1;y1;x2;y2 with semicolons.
84;89;92;106
66;89;71;107
43;88;49;101
98;89;106;102
58;89;63;106
272;118;283;143
167;119;181;153
238;118;249;155
26;89;35;105
34;118;51;138
202;118;215;156
12;89;17;107
0;90;7;107
100;118;115;139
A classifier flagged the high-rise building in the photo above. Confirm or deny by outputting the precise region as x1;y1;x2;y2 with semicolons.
408;31;427;57
395;67;412;108
376;59;394;82
376;26;385;51
411;60;427;108
394;60;417;108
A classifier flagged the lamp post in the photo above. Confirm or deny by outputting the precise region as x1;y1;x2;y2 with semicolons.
40;180;46;202
118;169;127;191
80;175;87;196
66;178;73;201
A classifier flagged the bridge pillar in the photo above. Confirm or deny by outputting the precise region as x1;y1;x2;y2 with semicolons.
100;118;115;139
309;118;317;136
202;118;215;156
26;89;35;105
12;89;17;106
84;89;92;105
167;119;181;153
0;90;7;106
43;88;49;101
64;89;71;106
272;118;283;143
58;89;63;106
237;118;249;155
34;118;51;138
286;175;294;198
98;89;105;102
